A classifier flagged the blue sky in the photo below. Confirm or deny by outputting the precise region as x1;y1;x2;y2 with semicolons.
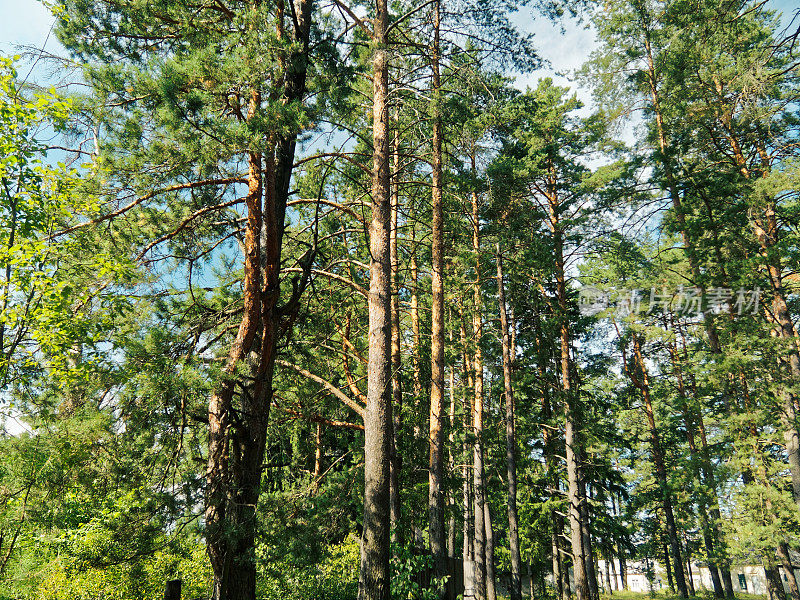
0;0;597;93
0;0;59;55
2;0;796;83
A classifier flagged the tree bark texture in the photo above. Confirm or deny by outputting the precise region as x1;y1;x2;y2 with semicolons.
428;1;447;592
358;1;392;597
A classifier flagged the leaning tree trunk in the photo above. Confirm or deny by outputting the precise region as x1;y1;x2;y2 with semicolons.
665;543;675;593
358;1;392;597
686;546;696;597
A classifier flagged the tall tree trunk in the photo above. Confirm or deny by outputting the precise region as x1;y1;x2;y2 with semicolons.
461;314;475;566
750;206;800;511
529;562;535;599
428;2;447;591
610;546;619;592
548;182;588;600
205;4;313;597
497;246;522;600
358;1;392;596
206;145;264;600
410;234;422;402
485;500;498;600
685;541;696;597
665;543;675;593
561;532;573;600
448;361;457;558
676;321;736;599
631;335;688;598
389;108;404;545
667;334;725;599
553;526;564;600
471;180;488;600
582;481;599;600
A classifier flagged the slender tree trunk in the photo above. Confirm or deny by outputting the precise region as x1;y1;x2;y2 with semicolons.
529;562;535;599
630;335;688;598
620;551;628;591
692;50;800;525
610;547;619;591
448;358;458;558
536;298;567;600
553;526;564;600
497;246;522;600
685;542;696;597
605;549;613;595
461;314;474;566
637;21;789;600
582;482;599;600
485;500;497;600
204;4;313;597
665;543;675;593
358;1;392;596
667;335;725;599
562;531;573;600
471;167;488;599
389;107;404;546
548;183;588;600
428;2;447;591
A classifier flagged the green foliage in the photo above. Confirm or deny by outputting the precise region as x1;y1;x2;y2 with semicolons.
256;533;359;600
0;56;135;391
390;545;450;600
33;538;210;600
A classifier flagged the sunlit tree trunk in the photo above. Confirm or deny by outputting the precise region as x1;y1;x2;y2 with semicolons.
389;108;404;545
428;1;447;591
358;0;392;596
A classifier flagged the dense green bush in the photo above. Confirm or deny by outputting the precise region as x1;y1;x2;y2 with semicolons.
256;533;360;600
32;539;210;600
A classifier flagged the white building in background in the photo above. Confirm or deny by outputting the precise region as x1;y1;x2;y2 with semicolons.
595;559;800;596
